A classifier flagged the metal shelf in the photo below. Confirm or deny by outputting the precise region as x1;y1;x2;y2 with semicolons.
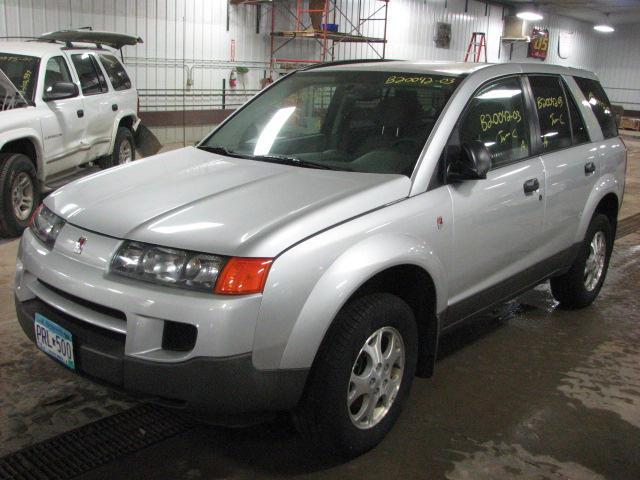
236;0;389;68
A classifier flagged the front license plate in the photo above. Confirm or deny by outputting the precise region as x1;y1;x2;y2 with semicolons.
34;313;75;370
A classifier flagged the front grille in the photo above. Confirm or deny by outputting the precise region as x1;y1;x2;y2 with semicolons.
38;280;127;321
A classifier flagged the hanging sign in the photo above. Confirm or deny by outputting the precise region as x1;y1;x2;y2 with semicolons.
528;28;550;60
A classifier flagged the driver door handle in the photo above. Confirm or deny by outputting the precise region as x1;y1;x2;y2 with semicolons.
523;178;539;194
76;109;84;118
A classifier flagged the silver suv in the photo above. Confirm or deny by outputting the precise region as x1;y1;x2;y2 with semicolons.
15;60;626;457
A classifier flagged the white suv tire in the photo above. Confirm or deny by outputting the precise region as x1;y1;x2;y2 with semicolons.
0;153;40;237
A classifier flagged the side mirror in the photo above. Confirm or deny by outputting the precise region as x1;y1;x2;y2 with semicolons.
447;140;492;181
43;82;79;102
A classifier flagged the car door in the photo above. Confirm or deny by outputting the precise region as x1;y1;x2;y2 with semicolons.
39;55;88;175
526;74;597;256
69;52;113;160
97;52;137;117
444;76;546;323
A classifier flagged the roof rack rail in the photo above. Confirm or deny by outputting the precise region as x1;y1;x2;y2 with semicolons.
37;30;143;50
301;58;399;71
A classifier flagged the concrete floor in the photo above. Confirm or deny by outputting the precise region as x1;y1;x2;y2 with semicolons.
1;136;639;479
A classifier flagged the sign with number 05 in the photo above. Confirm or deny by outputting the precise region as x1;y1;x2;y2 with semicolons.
528;28;550;60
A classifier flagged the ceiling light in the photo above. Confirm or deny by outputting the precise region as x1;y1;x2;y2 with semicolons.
593;24;615;33
517;11;544;21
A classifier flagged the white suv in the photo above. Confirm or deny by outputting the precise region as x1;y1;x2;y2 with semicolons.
0;31;140;237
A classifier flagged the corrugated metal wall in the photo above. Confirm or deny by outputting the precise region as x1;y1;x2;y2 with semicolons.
1;0;631;142
385;0;504;62
593;24;640;112
500;15;599;71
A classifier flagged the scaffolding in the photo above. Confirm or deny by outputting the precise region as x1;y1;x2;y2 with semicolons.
238;0;389;69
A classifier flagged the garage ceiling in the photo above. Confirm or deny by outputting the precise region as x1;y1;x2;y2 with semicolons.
501;0;640;25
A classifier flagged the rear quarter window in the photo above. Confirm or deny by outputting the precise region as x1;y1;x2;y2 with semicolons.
574;77;618;139
99;54;132;91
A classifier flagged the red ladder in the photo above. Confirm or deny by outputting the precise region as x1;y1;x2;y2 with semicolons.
464;32;487;63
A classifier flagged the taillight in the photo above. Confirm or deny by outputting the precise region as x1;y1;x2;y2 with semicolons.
214;257;273;295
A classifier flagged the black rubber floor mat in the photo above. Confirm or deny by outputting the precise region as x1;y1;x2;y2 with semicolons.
0;404;196;480
617;212;640;239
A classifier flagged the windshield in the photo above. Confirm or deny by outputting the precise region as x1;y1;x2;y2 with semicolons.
202;70;463;176
0;53;39;105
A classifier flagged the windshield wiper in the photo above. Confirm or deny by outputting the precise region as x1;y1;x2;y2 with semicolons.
197;144;245;158
250;154;336;170
198;146;338;170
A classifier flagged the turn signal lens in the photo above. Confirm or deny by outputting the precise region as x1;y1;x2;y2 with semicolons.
215;257;273;295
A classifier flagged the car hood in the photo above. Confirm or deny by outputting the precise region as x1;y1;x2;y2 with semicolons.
46;147;411;257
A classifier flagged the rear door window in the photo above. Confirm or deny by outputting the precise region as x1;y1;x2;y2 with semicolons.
574;77;617;138
528;75;572;152
458;76;530;168
71;53;108;95
98;54;132;91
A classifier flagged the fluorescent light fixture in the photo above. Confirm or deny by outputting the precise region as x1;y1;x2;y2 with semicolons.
253;106;296;156
594;24;614;33
517;11;544;21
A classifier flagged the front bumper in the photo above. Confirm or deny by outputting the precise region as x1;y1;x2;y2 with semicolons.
14;226;308;416
16;296;308;416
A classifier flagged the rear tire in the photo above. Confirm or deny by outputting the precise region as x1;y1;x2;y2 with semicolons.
0;153;40;238
99;127;135;169
550;213;613;309
294;293;418;458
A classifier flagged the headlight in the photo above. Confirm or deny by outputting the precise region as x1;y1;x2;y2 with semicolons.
111;241;226;292
30;204;65;248
111;240;273;294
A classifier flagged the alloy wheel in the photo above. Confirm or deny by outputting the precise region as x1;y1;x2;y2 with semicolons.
11;172;34;221
584;230;606;292
119;140;133;164
347;326;405;430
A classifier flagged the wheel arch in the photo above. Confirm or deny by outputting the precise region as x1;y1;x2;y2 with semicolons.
593;192;619;236
274;232;447;377
344;264;440;378
576;176;621;244
108;112;138;153
0;133;43;178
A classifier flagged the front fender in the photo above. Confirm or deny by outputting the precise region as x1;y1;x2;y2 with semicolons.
253;230;447;371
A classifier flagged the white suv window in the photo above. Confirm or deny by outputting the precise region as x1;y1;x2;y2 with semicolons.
43;56;73;92
71;53;108;95
98;54;131;91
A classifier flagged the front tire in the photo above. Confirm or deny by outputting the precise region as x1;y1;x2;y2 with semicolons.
550;213;613;309
99;127;135;169
294;293;418;458
0;153;40;238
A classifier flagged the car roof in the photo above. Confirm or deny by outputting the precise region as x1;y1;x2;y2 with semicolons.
0;41;110;57
308;60;598;80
